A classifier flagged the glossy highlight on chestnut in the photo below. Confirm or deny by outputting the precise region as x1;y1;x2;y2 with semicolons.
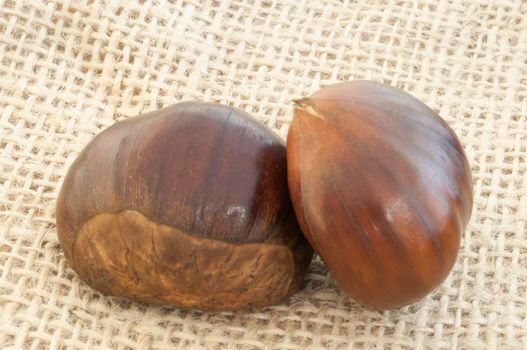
287;81;473;310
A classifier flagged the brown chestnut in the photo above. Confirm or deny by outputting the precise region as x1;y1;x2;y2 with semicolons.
56;102;313;311
287;81;473;310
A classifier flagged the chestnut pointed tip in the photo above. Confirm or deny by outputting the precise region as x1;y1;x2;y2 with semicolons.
293;97;312;105
292;98;325;121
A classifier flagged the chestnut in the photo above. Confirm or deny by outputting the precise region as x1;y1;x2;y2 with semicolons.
56;102;313;311
287;81;473;310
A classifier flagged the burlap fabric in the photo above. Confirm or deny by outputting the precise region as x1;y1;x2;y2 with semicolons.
1;0;526;348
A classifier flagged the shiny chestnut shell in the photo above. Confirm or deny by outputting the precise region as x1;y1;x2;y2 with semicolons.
56;102;313;311
287;81;473;310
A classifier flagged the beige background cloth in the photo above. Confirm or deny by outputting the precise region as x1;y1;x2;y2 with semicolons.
1;0;526;349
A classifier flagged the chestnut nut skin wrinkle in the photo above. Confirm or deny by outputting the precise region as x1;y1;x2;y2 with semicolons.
56;102;314;311
287;81;473;310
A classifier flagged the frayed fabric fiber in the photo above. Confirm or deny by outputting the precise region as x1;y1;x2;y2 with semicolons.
0;0;526;349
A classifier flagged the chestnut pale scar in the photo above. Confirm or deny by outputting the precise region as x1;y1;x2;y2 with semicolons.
72;210;297;311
